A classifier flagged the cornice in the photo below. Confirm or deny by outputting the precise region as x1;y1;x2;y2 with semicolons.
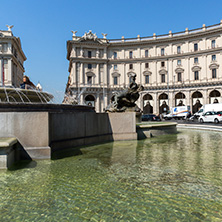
70;57;108;63
143;81;222;91
107;47;222;63
69;81;222;93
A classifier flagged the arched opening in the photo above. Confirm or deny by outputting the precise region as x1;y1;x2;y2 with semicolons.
85;95;95;107
175;92;186;106
192;91;203;114
209;90;221;103
159;93;169;114
143;93;153;114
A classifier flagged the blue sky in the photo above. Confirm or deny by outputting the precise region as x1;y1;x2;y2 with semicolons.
1;0;221;102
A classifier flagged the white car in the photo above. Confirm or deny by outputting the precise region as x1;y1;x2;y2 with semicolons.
198;111;222;123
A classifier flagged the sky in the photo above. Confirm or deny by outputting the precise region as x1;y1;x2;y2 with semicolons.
1;0;222;102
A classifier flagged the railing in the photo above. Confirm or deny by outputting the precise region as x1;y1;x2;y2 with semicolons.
107;22;222;43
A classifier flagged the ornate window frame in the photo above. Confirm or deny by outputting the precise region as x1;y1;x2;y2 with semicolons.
209;63;219;70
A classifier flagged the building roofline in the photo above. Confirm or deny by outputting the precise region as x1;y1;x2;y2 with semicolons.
70;21;222;46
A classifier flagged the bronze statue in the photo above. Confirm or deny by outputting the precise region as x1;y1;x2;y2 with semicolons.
105;74;144;112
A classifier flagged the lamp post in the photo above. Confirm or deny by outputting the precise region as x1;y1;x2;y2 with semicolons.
167;59;169;110
1;58;4;86
173;74;176;106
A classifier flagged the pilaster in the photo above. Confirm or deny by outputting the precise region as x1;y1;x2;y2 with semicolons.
153;92;158;114
80;63;83;84
7;59;12;84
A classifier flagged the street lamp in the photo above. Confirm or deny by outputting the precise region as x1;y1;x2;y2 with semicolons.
173;74;176;106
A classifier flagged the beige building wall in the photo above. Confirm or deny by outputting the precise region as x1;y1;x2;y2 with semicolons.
0;26;26;88
66;22;222;114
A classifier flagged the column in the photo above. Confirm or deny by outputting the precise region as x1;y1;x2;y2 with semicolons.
188;57;191;82
7;59;12;85
71;46;76;57
153;46;156;57
154;61;157;85
95;64;99;85
104;47;107;59
124;63;126;87
138;62;142;84
205;55;208;81
96;49;99;58
153;92;158;114
96;95;100;112
219;53;222;79
138;47;141;58
80;47;83;57
203;89;208;105
168;59;173;84
72;61;76;85
80;63;83;85
169;91;174;108
73;46;76;57
188;91;193;113
122;49;125;59
80;94;84;105
104;63;107;86
184;91;189;106
203;55;207;81
185;57;189;83
102;63;108;110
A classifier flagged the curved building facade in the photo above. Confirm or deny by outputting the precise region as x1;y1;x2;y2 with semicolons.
66;21;222;114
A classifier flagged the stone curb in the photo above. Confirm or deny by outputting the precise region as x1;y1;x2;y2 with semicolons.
0;138;17;148
177;124;222;132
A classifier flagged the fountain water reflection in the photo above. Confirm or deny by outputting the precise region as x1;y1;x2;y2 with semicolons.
0;129;222;221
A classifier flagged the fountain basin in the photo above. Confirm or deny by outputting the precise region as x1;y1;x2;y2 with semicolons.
137;122;177;139
0;87;53;103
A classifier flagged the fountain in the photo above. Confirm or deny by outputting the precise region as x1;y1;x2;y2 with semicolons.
0;86;53;104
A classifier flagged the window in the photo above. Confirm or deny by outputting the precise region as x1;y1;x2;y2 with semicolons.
161;74;165;83
194;57;198;64
177;46;181;54
113;51;117;59
178;72;182;82
145;50;149;57
161;61;165;67
212;69;217;78
114;65;117;70
88;64;92;69
129;51;133;59
129;64;133;69
0;43;8;52
88;51;92;58
194;71;199;80
177;60;181;65
212;55;216;61
161;48;165;56
145;63;149;68
87;76;92;84
145;75;149;84
113;76;118;85
194;43;198;51
212;40;216;48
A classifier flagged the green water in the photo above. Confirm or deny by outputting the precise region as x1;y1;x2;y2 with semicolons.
1;129;222;221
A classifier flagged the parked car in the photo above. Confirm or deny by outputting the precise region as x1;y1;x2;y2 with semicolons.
198;111;222;123
142;114;161;121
